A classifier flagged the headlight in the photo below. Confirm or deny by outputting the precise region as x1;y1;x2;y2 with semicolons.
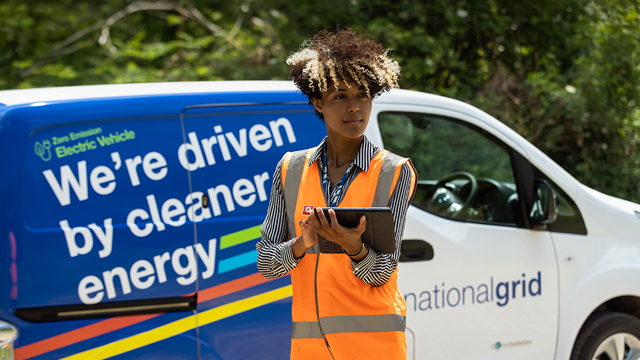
0;321;18;360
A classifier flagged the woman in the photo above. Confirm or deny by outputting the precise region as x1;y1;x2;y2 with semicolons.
256;28;417;359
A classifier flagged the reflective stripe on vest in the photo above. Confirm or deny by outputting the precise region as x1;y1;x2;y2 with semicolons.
292;314;406;338
282;149;312;241
372;151;407;207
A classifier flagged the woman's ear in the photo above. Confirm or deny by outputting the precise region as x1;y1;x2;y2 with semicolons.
312;98;324;114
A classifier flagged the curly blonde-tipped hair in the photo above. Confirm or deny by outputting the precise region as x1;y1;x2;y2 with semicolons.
287;28;401;120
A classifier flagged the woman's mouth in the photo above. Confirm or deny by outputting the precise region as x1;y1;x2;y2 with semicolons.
344;119;363;126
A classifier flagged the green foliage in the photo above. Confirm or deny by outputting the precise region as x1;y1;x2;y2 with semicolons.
1;0;639;202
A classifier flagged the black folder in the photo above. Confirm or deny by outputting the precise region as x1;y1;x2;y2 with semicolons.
315;207;396;254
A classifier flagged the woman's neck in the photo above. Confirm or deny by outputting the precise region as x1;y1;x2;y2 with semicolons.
325;134;363;168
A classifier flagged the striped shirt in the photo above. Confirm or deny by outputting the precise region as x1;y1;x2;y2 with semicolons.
256;135;416;287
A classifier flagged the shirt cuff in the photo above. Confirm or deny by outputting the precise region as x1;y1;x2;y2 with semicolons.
281;240;302;271
350;245;376;279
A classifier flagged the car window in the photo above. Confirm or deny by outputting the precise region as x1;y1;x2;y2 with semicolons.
379;111;519;226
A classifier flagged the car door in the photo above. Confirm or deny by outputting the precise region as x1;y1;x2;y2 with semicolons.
179;100;326;359
370;108;559;359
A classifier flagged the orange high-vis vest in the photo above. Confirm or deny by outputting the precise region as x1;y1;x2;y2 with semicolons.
281;146;416;360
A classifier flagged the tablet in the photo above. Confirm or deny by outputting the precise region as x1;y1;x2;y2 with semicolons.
314;207;396;254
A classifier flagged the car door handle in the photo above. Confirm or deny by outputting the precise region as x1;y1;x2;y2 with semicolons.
399;239;434;262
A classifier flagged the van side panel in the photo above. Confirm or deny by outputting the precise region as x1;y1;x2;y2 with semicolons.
20;115;194;308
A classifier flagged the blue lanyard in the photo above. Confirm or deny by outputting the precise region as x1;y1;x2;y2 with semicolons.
322;143;353;207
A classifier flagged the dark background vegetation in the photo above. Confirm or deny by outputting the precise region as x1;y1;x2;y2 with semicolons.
1;0;639;202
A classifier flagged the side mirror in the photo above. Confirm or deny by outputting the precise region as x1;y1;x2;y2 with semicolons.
530;180;557;227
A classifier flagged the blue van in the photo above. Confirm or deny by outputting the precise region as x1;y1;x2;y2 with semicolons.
0;82;326;359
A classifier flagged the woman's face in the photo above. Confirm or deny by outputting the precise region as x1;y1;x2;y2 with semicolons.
312;80;372;141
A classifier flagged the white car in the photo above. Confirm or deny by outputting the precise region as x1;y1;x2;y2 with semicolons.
368;89;640;360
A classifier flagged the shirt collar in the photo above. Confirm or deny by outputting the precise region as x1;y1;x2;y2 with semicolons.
308;135;379;172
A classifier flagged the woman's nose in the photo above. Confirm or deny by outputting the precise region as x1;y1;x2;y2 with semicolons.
348;98;359;112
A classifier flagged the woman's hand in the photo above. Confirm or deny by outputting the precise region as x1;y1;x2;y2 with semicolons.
308;208;369;261
291;216;318;258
